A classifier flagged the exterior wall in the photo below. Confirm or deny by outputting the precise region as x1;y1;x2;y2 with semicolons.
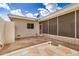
0;20;5;45
10;18;39;38
0;19;15;45
5;22;15;44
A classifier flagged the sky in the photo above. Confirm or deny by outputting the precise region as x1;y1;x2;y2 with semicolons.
0;3;71;19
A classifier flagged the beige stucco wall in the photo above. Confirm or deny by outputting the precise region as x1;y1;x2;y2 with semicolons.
0;20;5;45
5;22;15;44
0;18;15;45
12;18;39;38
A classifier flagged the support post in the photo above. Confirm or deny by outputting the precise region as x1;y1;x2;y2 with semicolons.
57;16;59;36
75;10;77;38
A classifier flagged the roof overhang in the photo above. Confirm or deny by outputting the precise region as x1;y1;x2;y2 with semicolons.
39;3;79;22
8;14;38;22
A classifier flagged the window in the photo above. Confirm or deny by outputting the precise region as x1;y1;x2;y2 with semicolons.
27;23;34;29
42;21;48;34
58;11;75;37
49;17;57;35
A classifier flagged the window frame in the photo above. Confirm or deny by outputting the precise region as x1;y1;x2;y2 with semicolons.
27;23;34;29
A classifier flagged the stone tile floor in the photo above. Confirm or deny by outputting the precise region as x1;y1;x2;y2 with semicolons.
0;36;79;55
0;36;50;55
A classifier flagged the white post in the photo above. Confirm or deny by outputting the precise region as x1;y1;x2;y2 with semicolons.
48;20;50;38
42;23;44;36
48;20;49;34
57;16;59;36
41;23;43;35
75;10;77;38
